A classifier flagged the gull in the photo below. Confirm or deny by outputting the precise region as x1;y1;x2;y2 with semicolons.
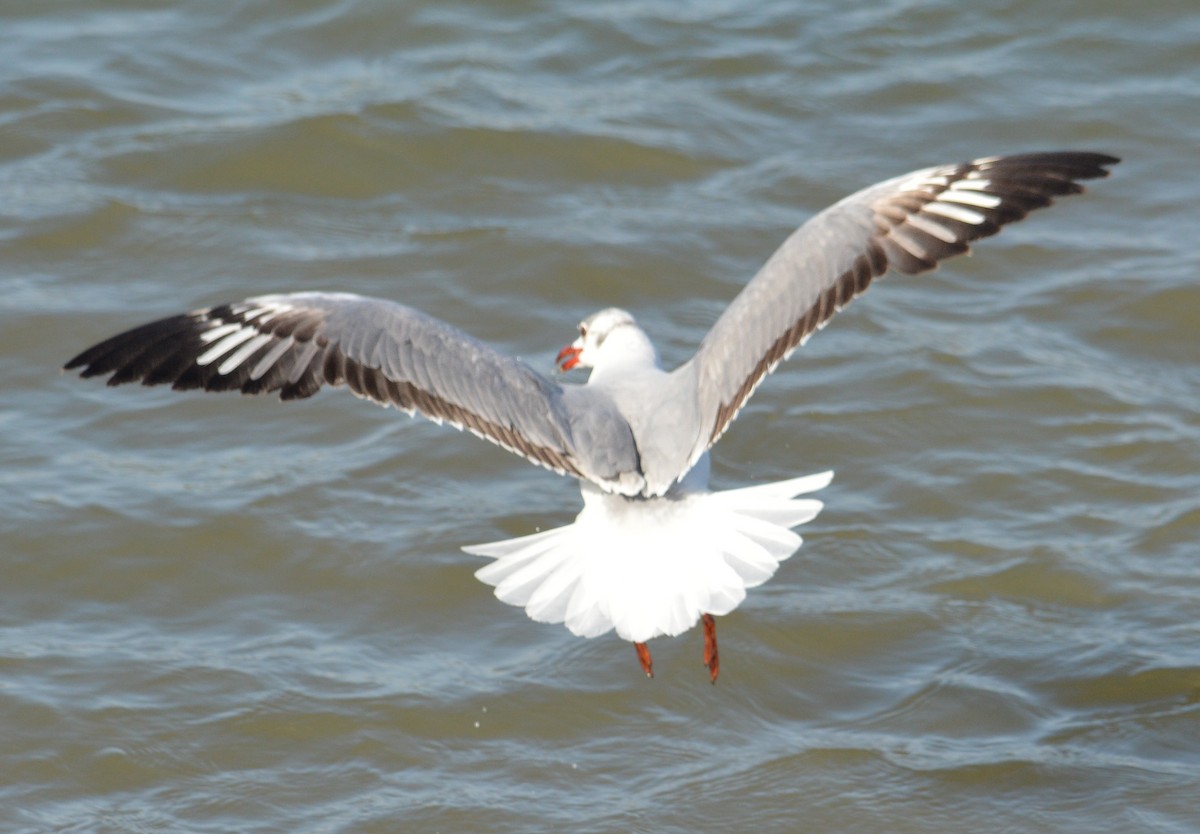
65;151;1117;682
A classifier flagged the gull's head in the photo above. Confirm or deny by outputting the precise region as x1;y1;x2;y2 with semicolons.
556;307;640;372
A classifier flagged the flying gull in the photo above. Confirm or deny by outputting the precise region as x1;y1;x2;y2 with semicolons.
65;151;1118;682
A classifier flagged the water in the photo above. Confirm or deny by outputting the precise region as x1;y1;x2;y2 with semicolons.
3;1;1198;831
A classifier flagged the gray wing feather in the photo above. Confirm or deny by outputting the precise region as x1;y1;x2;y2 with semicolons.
65;291;645;494
680;151;1118;466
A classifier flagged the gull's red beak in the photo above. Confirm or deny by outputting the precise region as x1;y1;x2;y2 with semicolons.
556;344;582;372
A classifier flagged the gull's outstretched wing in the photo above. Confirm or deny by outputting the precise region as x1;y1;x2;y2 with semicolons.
65;292;646;494
682;151;1119;463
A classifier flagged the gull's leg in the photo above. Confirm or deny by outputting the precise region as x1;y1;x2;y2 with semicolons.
634;642;654;678
701;614;719;684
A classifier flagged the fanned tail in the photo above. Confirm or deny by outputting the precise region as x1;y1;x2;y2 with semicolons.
465;471;833;644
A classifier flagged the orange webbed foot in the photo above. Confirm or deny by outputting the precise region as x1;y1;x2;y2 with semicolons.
634;641;653;678
701;613;719;684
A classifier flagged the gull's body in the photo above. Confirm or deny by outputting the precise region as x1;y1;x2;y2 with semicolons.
66;152;1117;681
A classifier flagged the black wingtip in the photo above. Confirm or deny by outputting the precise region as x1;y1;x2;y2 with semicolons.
976;151;1120;183
63;314;200;384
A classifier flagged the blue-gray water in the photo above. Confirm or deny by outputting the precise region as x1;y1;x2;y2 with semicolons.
3;1;1198;832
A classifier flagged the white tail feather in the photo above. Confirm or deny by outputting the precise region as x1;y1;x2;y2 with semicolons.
466;471;833;643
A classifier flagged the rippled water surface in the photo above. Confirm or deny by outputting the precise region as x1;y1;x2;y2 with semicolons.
3;1;1198;831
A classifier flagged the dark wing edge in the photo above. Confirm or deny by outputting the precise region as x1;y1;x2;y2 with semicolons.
685;151;1120;460
64;291;645;492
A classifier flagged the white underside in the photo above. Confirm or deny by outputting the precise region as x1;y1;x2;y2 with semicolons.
465;469;833;644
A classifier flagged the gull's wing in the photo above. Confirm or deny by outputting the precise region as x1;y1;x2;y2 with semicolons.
65;292;646;495
682;151;1119;462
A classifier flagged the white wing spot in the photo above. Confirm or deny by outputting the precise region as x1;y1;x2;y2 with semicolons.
888;225;932;259
198;322;241;344
893;173;933;193
254;306;291;325
925;200;987;225
238;306;273;323
249;336;296;380
196;327;257;366
940;187;1003;209
285;340;321;383
906;213;960;243
218;332;274;375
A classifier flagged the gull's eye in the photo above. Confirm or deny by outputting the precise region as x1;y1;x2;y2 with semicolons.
579;326;587;338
